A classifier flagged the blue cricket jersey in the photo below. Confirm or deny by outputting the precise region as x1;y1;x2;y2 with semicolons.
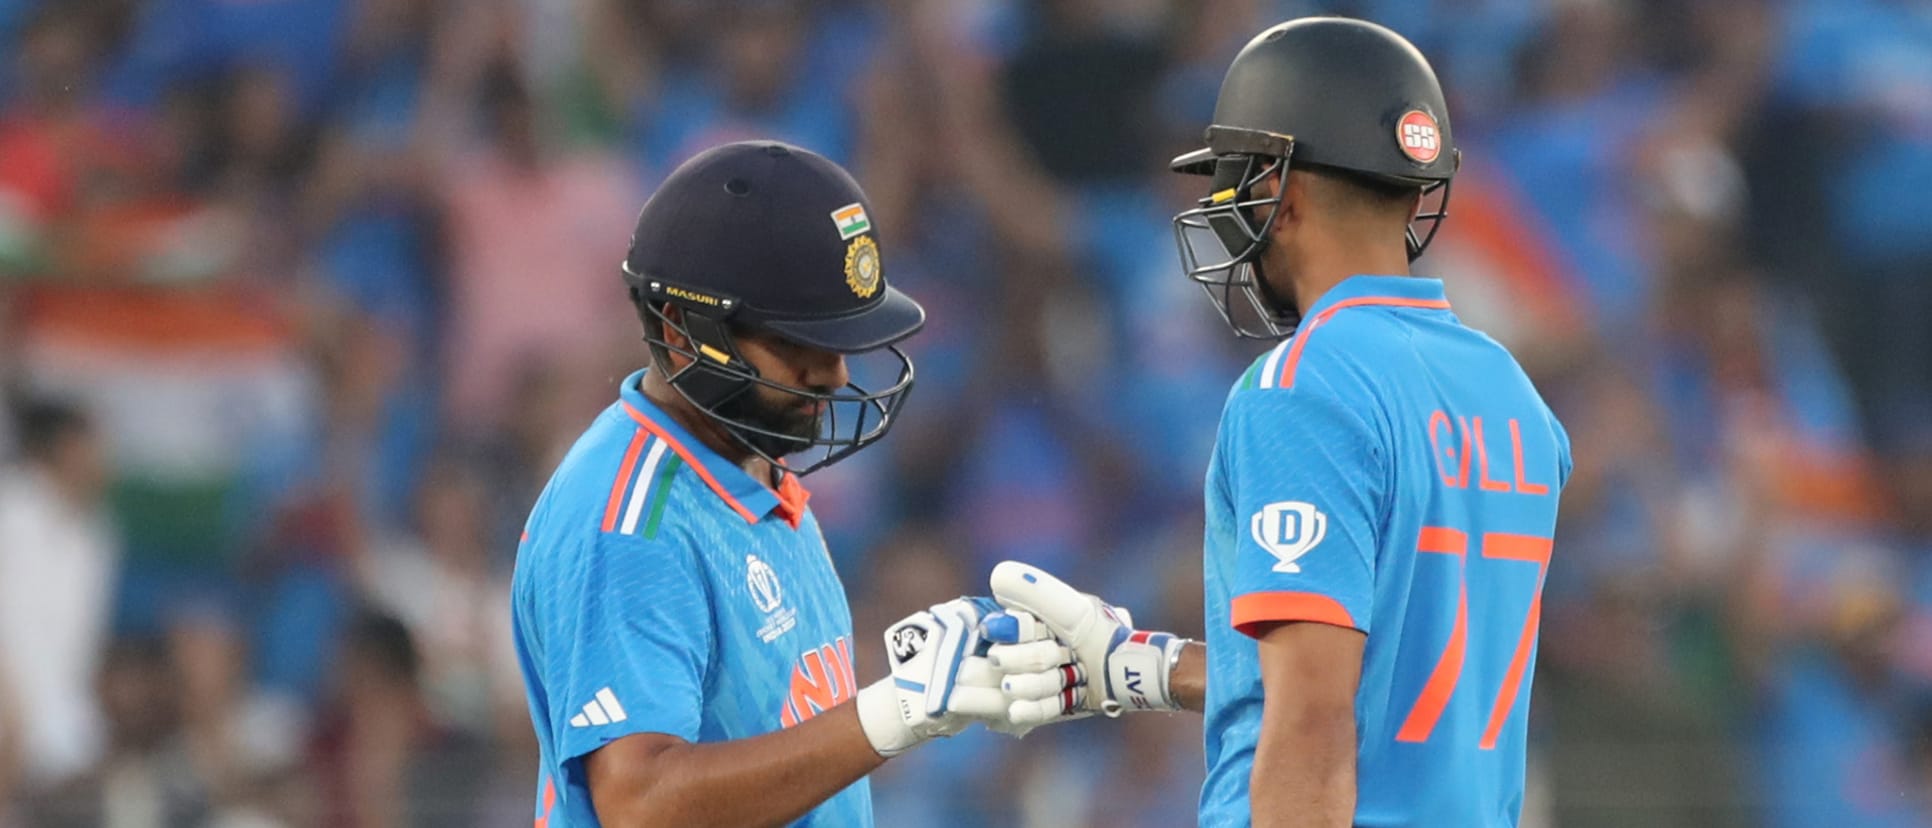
1200;276;1571;827
512;369;871;827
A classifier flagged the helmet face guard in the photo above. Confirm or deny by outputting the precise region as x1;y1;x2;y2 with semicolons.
1171;126;1457;340
1172;128;1299;339
626;264;915;477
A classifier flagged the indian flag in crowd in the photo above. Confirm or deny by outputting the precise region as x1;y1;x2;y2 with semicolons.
831;203;870;239
16;283;321;568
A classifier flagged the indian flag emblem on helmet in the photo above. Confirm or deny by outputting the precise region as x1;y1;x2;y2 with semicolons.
830;203;871;240
844;235;881;299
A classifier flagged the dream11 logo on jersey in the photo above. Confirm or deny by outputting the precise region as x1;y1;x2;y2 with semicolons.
1252;500;1328;573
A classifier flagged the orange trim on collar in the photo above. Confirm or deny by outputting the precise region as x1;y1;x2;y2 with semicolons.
775;472;811;530
1278;296;1453;389
620;402;759;525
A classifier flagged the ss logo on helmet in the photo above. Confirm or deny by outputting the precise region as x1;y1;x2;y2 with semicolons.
1396;110;1441;164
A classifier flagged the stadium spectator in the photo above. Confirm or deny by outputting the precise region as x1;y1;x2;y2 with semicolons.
310;611;487;828
434;52;641;437
0;399;116;791
21;636;207;827
356;454;522;742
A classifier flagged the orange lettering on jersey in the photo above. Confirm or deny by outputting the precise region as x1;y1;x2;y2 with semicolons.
1508;419;1550;496
1456;417;1478;488
796;650;840;716
781;637;857;729
534;777;556;828
1428;411;1471;489
1472;417;1512;492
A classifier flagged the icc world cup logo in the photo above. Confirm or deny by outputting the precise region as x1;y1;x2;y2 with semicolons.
747;554;784;614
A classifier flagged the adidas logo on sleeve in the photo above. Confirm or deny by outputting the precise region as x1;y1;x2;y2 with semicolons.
569;687;629;727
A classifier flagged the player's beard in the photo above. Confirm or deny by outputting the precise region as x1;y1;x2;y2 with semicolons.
715;385;825;460
1251;247;1304;330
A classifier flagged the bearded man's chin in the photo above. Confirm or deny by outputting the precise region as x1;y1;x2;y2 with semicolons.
716;394;821;458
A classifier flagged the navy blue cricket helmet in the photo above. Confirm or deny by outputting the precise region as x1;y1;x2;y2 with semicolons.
621;141;925;474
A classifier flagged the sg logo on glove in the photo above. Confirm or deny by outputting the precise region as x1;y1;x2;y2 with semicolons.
1251;500;1327;573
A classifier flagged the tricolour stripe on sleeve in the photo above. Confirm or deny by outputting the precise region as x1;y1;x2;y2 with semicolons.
640;455;685;540
1238;357;1263;391
601;428;649;532
619;439;669;534
1257;339;1290;389
620;402;758;524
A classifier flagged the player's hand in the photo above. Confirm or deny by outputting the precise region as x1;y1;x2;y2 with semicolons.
855;597;1011;757
986;561;1190;726
977;608;1091;735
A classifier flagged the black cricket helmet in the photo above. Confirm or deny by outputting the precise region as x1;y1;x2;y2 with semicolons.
1171;17;1459;338
621;141;925;475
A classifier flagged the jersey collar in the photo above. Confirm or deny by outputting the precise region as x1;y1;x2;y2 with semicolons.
618;369;811;528
1302;274;1450;319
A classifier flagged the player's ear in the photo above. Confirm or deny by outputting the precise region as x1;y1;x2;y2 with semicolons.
656;304;695;369
1257;170;1306;251
1278;169;1313;228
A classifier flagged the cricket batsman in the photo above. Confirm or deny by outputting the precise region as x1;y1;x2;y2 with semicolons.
981;18;1573;827
510;141;1043;827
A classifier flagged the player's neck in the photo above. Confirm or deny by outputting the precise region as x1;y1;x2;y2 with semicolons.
638;373;781;485
1288;237;1411;313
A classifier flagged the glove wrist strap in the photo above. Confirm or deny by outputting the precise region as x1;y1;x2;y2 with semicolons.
856;678;918;757
1105;630;1188;714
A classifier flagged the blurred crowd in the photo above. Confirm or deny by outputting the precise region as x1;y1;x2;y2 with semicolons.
0;0;1928;825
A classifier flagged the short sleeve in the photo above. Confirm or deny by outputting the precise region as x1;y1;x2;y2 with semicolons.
1553;413;1574;489
1222;384;1386;638
539;530;713;762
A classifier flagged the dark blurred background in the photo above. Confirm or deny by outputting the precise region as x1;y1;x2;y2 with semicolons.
0;0;1928;826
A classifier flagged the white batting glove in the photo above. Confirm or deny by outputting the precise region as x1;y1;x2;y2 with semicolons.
972;609;1068;738
986;562;1190;727
855;597;1011;757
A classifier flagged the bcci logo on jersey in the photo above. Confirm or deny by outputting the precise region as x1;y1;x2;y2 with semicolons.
1251;501;1327;573
747;555;797;642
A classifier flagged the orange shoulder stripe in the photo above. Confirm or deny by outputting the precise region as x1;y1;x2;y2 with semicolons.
1278;296;1453;389
602;428;649;532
